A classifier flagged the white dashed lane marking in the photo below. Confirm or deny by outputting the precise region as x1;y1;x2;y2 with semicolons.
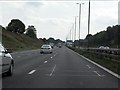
86;65;91;69
50;64;56;76
28;70;36;75
93;71;101;76
44;61;48;63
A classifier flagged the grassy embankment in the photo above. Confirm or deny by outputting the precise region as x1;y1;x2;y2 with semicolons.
2;30;44;52
69;47;120;75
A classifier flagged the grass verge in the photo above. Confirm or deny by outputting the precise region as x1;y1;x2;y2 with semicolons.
69;47;120;75
2;30;44;52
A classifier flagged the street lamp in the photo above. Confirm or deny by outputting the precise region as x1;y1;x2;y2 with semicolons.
88;0;91;49
70;29;71;40
88;0;90;35
76;3;84;41
74;16;78;41
72;23;74;42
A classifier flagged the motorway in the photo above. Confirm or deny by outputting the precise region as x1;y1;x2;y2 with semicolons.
1;46;120;88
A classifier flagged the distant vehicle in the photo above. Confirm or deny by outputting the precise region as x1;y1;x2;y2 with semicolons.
0;43;14;76
59;45;61;48
49;43;54;48
99;46;109;49
40;44;52;54
99;46;105;49
58;43;62;48
105;46;109;49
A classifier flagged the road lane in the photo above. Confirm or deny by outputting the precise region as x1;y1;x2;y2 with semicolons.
2;46;119;88
2;47;57;86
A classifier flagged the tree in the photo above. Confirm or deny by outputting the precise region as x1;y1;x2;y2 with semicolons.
42;38;47;43
82;25;120;48
26;25;37;39
47;37;55;43
85;34;93;40
0;25;6;31
6;19;25;34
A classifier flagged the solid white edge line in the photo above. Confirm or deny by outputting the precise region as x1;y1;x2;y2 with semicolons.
50;64;56;76
68;47;120;79
28;70;36;75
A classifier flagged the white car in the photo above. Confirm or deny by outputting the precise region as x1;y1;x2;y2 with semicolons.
105;46;109;49
0;43;14;76
40;44;52;54
99;46;105;49
99;46;109;49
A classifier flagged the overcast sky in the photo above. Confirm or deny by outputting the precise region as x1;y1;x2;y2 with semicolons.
0;0;118;41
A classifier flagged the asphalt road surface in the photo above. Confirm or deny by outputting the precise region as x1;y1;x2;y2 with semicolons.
1;46;120;88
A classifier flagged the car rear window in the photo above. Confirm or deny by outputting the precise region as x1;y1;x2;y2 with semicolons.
41;45;50;48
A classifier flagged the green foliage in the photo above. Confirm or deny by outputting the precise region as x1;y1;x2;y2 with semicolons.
0;25;5;31
47;37;55;43
2;29;43;51
26;25;37;39
82;25;120;48
38;38;63;45
6;19;25;34
69;47;120;75
42;38;47;43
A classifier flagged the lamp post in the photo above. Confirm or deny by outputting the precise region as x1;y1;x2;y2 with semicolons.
70;29;72;40
88;0;90;35
74;16;78;41
88;0;91;49
72;23;74;42
76;3;84;41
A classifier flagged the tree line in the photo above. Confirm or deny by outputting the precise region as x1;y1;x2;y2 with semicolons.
1;19;37;39
39;37;64;45
75;25;120;48
0;19;64;45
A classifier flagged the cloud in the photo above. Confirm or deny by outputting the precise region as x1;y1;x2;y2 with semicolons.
35;17;72;40
0;1;118;40
89;1;118;35
26;2;44;7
